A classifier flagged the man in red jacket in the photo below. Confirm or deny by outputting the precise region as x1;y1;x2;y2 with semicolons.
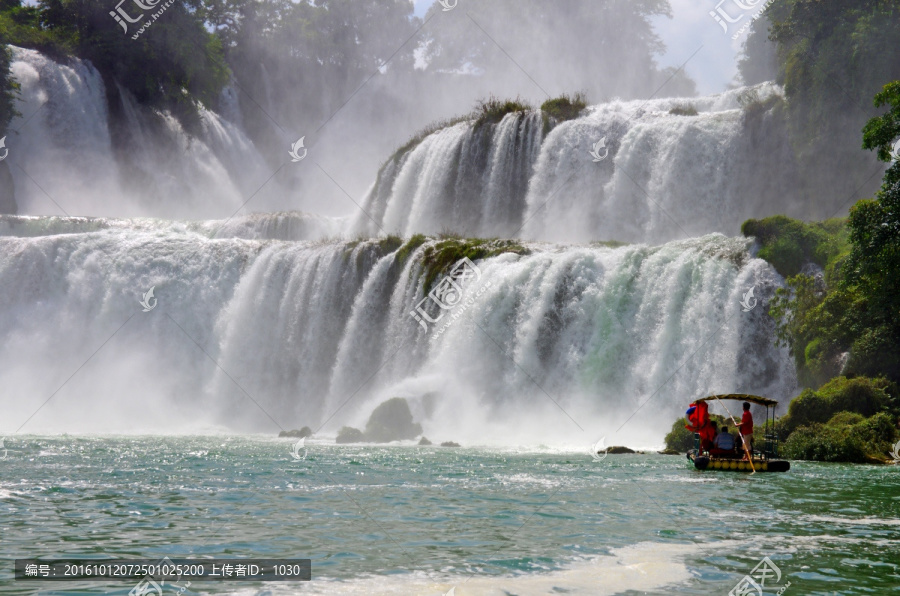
739;402;754;458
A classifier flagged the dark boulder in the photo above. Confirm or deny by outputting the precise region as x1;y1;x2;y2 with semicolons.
606;446;636;454
364;397;423;442
336;426;365;444
418;437;432;446
279;427;312;438
440;441;460;448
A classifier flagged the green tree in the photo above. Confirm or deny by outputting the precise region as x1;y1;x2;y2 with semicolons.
739;0;900;217
3;0;230;131
0;13;21;132
766;82;900;385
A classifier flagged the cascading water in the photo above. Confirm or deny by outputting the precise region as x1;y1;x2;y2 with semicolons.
5;46;270;219
360;110;545;238
353;83;802;243
1;216;795;445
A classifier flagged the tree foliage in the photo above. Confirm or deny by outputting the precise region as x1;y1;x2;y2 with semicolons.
739;0;900;213
0;0;229;131
758;81;900;386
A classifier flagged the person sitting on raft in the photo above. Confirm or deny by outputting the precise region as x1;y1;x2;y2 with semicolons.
711;425;736;455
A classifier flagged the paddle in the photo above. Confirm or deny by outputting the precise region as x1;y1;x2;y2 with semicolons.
713;396;756;474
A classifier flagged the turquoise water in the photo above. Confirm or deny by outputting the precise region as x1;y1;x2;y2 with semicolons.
1;436;898;595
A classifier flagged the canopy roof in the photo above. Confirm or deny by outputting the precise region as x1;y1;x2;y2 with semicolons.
695;394;779;407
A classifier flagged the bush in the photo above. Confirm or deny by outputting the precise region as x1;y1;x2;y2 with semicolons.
783;423;868;462
669;103;698;116
849;412;898;458
827;411;865;426
782;376;894;435
741;215;847;279
736;88;783;120
541;92;587;121
473;95;532;129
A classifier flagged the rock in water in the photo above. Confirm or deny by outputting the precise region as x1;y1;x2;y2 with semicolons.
418;437;432;446
440;441;461;448
279;427;312;438
606;446;635;454
364;397;423;442
336;426;365;444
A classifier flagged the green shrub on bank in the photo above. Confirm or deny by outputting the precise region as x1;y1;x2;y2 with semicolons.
541;92;587;122
783;411;898;463
783;423;868;462
826;411;865;426
741;215;848;279
736;88;784;121
780;376;896;436
849;412;898;459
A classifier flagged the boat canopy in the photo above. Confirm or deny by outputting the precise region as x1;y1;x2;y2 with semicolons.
695;394;779;407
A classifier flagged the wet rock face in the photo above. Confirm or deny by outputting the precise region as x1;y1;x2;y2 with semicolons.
279;427;312;438
0;162;17;214
336;427;365;444
364;397;423;443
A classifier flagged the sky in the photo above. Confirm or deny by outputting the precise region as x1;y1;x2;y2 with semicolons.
412;0;748;95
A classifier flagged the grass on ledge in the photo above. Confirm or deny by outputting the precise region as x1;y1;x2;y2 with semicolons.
669;103;698;116
421;237;530;290
473;95;532;130
541;92;588;122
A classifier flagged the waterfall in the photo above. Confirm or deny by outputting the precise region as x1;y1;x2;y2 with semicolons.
5;46;270;219
358;110;545;238
1;216;795;444
353;83;801;244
